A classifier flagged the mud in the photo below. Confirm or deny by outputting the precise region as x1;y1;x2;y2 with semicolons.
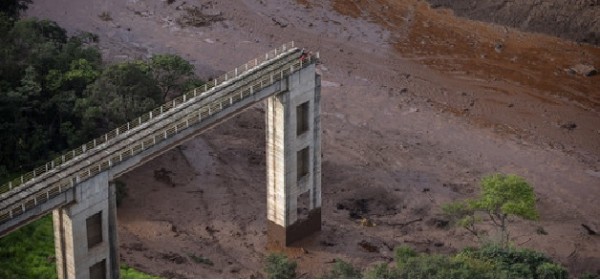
426;0;600;45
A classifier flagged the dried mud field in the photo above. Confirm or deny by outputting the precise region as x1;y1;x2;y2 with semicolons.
27;0;600;277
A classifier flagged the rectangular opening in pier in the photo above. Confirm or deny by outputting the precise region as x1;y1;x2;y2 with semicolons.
86;211;103;248
297;146;309;181
296;101;310;136
89;259;106;278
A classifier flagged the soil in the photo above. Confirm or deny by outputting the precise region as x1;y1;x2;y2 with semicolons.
26;0;600;278
425;0;600;45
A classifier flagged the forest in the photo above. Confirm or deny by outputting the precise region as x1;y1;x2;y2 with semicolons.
0;1;200;182
0;2;197;277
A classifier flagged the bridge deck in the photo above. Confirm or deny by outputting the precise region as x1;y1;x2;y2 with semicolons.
0;42;317;232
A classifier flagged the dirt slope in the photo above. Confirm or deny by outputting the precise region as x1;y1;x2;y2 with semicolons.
426;0;600;45
26;0;600;278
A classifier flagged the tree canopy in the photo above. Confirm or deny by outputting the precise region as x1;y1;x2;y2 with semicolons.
0;17;200;181
443;173;538;246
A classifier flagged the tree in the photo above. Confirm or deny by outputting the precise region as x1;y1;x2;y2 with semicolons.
77;61;162;137
443;174;539;246
149;54;195;100
0;0;31;19
264;253;297;279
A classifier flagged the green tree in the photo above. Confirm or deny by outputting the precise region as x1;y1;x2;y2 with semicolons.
264;253;297;279
77;61;162;137
443;174;538;246
149;54;195;100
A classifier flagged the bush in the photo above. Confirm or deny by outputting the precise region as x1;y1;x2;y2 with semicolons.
325;259;362;279
461;244;568;278
264;253;297;279
536;263;568;279
364;263;397;279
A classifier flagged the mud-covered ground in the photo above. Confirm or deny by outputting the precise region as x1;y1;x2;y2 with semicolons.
426;0;600;45
27;0;600;278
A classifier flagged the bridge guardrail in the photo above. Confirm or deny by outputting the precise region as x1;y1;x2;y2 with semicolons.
0;44;318;225
0;42;296;196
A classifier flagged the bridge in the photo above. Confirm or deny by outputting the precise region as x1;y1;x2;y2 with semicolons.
0;42;322;278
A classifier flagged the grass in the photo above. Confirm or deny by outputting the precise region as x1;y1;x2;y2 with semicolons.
0;215;56;278
0;214;157;278
121;265;160;279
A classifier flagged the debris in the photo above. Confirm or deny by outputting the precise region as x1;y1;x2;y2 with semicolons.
560;122;577;131
161;252;187;264
360;218;376;227
426;218;449;229
582;224;597;235
494;43;504;53
380;217;423;228
358;240;379;253
319;240;336;247
271;16;289;28
568;64;598;77
177;6;224;27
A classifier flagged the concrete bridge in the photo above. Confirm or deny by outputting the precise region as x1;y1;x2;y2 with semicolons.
0;42;322;278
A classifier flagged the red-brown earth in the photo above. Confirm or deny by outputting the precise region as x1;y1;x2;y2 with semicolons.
27;0;600;277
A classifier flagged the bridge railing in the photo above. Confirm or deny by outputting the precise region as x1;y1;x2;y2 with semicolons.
0;47;318;225
0;42;296;196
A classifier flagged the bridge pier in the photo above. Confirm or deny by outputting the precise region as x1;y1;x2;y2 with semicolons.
266;64;322;246
52;173;119;278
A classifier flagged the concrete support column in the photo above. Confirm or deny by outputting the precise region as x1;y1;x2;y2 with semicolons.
266;64;322;246
52;173;119;278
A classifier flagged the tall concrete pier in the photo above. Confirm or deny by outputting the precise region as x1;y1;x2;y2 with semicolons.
52;173;120;278
266;63;322;246
0;43;320;278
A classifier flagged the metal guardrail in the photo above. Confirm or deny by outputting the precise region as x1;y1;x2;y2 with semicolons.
0;42;296;196
0;41;319;225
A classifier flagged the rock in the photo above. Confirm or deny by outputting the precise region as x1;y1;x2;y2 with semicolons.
560;122;577;131
494;43;504;53
582;224;597;235
426;217;450;229
358;240;379;253
568;64;598;77
271;16;288;28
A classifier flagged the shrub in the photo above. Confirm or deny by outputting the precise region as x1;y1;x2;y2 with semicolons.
461;244;568;278
325;259;362;279
364;263;397;279
264;253;297;279
536;263;568;279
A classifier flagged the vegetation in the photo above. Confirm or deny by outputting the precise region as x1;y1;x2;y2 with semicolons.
264;253;297;279
0;215;159;278
0;216;56;278
0;15;199;181
0;0;31;19
324;259;363;279
335;245;568;279
120;265;159;279
0;5;198;277
443;173;538;246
